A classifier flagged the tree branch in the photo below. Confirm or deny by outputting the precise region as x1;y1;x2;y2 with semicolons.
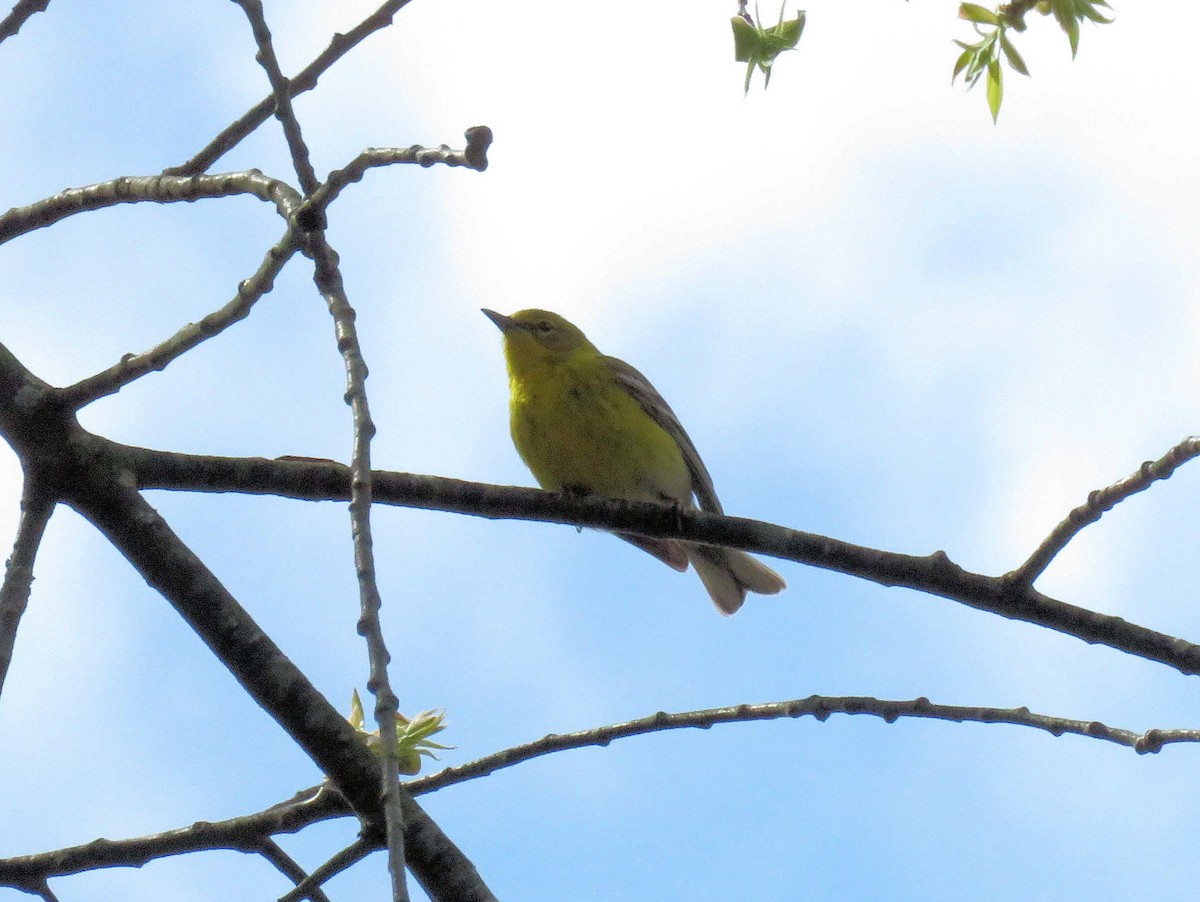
59;228;302;408
277;837;375;902
0;785;348;890
1010;435;1200;586
7;690;1192;894
233;0;321;195
0;343;498;902
303;220;411;900
123;448;1200;676
0;171;299;246
164;0;419;176
0;0;51;46
410;695;1200;797
0;473;55;698
303;127;494;212
254;838;334;902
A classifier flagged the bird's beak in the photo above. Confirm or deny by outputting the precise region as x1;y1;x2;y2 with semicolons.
481;308;517;333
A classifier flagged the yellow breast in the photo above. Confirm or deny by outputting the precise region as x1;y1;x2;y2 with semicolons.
508;351;692;505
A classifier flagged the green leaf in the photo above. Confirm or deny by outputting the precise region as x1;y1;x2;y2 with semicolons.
952;46;975;81
986;57;1003;122
1048;0;1081;56
347;692;453;776
1048;0;1071;31
1064;15;1080;57
959;3;1001;25
1080;0;1113;24
731;15;758;63
768;0;806;48
731;2;806;94
999;33;1030;76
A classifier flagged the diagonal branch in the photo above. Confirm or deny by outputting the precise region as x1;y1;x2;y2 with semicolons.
70;475;493;899
254;838;334;902
233;0;320;195
0;472;55;697
0;767;492;900
0;0;51;46
59;227;302;408
304;226;410;900
1010;435;1200;586
0;342;496;902
0;171;300;246
123;449;1200;677
70;470;387;821
277;836;376;902
0;786;346;887
165;0;419;176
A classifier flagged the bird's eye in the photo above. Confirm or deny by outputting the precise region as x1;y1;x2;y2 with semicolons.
537;321;553;333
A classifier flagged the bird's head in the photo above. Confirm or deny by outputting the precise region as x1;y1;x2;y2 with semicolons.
482;308;596;361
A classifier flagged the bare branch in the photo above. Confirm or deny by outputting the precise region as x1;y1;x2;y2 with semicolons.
0;171;300;246
233;0;320;195
304;228;410;900
304;126;494;211
256;838;334;902
0;777;494;902
1;259;494;902
409;696;1200;796
59;228;302;408
71;473;387;822
125;449;1200;677
165;0;419;177
0;785;348;888
277;837;375;902
0;0;51;46
1011;436;1200;585
0;474;54;696
7;690;1191;894
12;460;490;896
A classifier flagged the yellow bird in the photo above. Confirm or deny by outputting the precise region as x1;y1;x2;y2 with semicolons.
483;308;785;615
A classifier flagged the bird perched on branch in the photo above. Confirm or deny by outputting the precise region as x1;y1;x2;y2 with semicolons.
483;308;785;615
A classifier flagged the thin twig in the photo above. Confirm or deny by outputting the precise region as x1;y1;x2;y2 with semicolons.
0;766;491;899
164;0;418;176
305;230;408;901
303;126;493;211
0;786;347;885
59;228;302;408
1010;436;1200;586
124;450;1200;677
8;689;1192;893
409;695;1200;796
0;474;54;697
254;838;334;902
0;171;299;246
233;0;320;194
277;837;376;902
0;0;51;45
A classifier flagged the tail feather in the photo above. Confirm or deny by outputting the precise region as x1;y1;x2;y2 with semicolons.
618;533;689;572
616;532;786;615
688;544;786;616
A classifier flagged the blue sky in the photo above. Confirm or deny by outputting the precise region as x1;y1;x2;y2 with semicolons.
2;1;1200;899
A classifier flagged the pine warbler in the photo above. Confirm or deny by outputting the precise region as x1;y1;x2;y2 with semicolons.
483;308;785;615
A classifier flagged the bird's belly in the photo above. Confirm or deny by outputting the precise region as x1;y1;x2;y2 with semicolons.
510;375;691;503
